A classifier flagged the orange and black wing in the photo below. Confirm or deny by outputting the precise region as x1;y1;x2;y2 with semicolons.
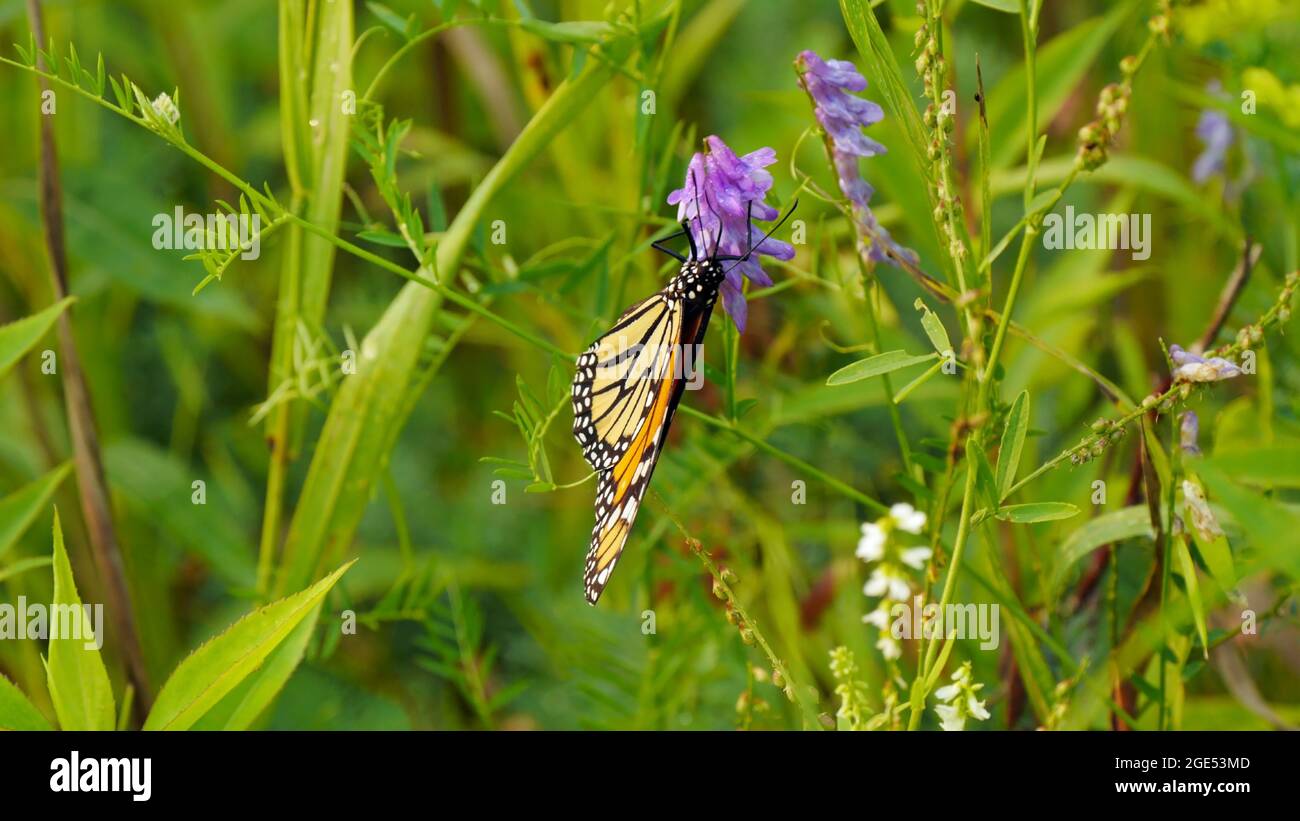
572;293;715;604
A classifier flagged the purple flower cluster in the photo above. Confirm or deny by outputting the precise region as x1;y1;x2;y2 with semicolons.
796;50;916;267
1192;81;1233;185
1169;344;1242;382
667;135;795;332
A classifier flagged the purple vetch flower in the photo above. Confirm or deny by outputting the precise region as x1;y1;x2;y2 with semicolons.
1192;81;1233;184
796;50;916;267
667;135;795;332
1169;344;1242;382
1179;411;1201;455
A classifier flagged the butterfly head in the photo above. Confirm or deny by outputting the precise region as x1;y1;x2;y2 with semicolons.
668;258;726;306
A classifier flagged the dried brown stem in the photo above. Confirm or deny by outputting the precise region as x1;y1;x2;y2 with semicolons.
25;0;152;714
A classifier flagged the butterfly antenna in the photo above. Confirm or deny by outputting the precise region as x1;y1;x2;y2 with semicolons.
721;198;799;276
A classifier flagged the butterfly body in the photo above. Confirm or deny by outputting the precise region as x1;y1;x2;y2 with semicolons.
571;258;725;604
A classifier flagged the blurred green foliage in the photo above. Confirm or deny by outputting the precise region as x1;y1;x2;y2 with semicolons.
0;0;1297;730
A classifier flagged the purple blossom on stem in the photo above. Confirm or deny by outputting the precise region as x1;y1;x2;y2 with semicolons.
667;135;795;332
796;50;916;267
1169;344;1242;382
1192;81;1233;185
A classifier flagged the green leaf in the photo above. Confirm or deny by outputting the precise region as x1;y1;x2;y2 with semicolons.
356;228;409;247
0;672;51;730
0;297;73;381
913;298;953;356
827;350;936;386
995;391;1030;500
144;561;354;730
46;510;115;731
366;2;414;40
190;607;322;730
969;0;1018;11
519;19;615;44
994;502;1079;523
971;444;1000;512
1052;505;1154;592
0;556;53;584
0;462;72;559
1173;535;1209;660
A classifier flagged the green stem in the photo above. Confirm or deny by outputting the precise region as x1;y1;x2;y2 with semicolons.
679;406;888;515
860;263;915;479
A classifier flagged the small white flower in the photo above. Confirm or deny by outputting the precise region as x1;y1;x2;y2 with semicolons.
862;606;890;629
856;521;886;561
864;567;910;601
900;546;932;570
151;92;180;125
935;703;965;731
933;661;989;731
876;633;901;660
890;502;927;534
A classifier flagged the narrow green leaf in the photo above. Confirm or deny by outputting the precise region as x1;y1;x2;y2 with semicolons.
827;350;936;386
1052;505;1154;592
0;673;51;730
46;510;115;731
970;0;1018;11
519;19;614;44
144;561;353;730
838;0;931;178
971;444;1000;511
0;297;73;381
1173;534;1209;659
0;556;53;584
366;2;414;40
914;298;953;356
995;391;1030;500
190;606;322;730
0;462;72;559
994;502;1079;523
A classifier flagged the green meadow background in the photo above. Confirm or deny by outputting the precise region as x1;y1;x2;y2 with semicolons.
0;0;1296;730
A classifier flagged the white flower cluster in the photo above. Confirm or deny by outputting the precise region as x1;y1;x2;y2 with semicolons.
857;503;930;660
151;93;180;126
933;662;990;731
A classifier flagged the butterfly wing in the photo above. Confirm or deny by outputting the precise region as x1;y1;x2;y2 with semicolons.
572;291;718;604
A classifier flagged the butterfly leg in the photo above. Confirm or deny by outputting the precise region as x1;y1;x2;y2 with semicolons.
651;221;695;262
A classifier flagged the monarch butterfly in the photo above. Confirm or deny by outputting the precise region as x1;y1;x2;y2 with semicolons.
571;188;796;604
